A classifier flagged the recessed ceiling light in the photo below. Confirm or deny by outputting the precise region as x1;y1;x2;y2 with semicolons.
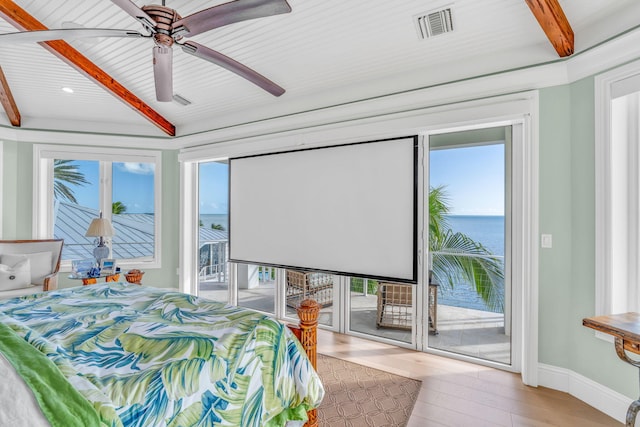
62;87;74;94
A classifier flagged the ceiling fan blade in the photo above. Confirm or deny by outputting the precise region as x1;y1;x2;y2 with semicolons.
182;41;285;97
153;45;173;102
173;0;291;38
0;28;146;44
111;0;157;32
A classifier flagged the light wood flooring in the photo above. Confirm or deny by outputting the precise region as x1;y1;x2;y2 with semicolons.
317;329;621;427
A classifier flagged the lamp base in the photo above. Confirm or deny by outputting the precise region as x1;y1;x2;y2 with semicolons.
93;244;109;265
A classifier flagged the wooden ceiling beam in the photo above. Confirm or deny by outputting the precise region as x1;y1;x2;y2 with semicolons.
0;66;20;126
525;0;574;57
0;0;175;136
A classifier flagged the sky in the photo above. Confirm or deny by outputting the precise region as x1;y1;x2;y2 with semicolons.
66;144;504;217
65;160;156;214
196;144;505;217
430;143;505;216
199;161;229;214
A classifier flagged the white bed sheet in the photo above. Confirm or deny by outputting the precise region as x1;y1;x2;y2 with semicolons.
0;353;50;427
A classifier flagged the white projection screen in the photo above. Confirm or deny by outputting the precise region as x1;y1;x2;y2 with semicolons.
229;136;418;283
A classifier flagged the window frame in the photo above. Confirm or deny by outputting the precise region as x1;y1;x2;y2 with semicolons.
595;59;640;318
33;144;162;271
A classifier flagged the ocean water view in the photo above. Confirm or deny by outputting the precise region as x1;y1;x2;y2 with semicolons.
447;215;504;256
200;214;229;231
438;215;505;312
199;213;505;312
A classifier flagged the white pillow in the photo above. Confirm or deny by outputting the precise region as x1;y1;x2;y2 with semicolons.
0;259;31;291
1;252;52;286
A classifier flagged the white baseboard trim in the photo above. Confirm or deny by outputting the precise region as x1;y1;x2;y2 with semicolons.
538;363;632;424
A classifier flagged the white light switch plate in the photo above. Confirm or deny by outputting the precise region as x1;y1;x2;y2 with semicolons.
541;234;553;248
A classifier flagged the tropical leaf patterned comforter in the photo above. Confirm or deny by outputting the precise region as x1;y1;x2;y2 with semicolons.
0;283;324;426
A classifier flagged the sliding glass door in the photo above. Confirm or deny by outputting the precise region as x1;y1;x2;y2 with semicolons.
427;127;512;365
197;160;230;302
190;124;522;370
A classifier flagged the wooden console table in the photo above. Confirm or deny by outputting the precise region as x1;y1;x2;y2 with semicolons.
583;312;640;426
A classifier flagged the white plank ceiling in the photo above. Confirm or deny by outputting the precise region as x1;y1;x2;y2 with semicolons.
0;0;638;139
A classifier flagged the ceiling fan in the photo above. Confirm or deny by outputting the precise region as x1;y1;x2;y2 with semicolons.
0;0;291;102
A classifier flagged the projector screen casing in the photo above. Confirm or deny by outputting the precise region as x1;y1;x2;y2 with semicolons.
229;136;418;284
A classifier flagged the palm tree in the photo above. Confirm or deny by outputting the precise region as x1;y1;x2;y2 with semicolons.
53;159;89;203
112;201;127;214
429;186;504;312
211;223;225;231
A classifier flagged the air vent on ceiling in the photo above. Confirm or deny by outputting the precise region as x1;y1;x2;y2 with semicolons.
414;7;454;39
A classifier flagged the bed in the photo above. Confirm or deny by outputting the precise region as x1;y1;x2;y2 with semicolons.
0;282;324;427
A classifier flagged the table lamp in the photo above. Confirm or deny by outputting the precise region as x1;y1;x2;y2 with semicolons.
85;211;115;265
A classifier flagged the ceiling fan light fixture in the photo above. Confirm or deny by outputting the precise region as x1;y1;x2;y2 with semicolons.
153;45;173;102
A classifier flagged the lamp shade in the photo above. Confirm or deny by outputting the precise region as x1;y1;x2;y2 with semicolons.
85;217;115;237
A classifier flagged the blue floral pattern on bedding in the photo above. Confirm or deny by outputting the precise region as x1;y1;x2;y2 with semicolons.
0;283;324;426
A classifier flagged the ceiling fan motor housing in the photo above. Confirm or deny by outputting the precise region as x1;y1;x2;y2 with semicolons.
142;5;182;46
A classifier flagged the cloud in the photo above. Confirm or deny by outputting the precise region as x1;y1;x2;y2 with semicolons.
199;201;228;214
118;163;155;175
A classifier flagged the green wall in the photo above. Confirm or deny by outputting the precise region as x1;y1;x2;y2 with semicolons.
539;78;638;398
1;142;180;290
1;140;17;238
538;84;573;369
2;140;34;239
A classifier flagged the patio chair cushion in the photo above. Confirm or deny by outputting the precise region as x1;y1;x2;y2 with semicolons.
1;252;53;286
0;258;31;291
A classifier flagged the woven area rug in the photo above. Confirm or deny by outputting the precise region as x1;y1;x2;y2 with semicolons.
316;354;421;427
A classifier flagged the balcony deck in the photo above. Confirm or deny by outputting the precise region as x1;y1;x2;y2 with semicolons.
199;278;511;365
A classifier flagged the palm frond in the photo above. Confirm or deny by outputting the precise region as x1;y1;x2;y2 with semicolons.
429;186;505;312
112;201;127;214
53;159;89;203
431;229;504;311
429;185;450;238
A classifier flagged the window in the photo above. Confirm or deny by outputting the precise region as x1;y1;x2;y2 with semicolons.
596;60;640;315
34;145;162;270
